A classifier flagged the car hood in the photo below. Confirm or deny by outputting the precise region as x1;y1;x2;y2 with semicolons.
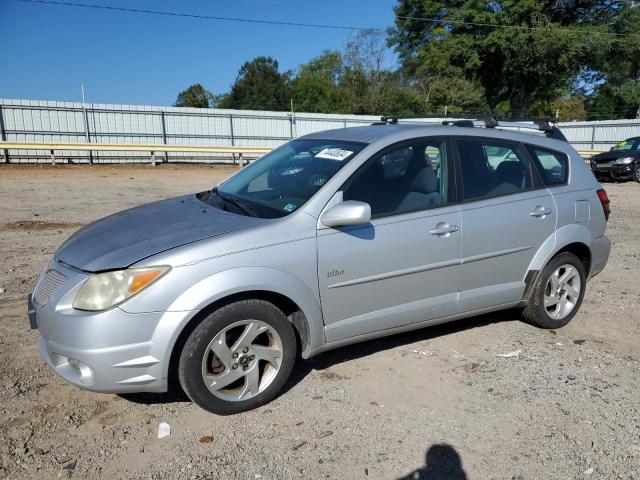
592;150;640;163
55;194;264;272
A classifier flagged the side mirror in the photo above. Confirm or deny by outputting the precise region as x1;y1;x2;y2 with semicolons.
320;201;371;228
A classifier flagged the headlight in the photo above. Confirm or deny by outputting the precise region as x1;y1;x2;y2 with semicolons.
614;157;634;165
72;266;170;311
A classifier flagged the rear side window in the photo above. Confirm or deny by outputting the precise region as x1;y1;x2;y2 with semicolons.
526;146;568;186
457;139;532;201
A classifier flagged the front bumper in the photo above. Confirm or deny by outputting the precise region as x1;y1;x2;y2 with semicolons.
591;163;635;180
38;335;167;393
29;261;193;394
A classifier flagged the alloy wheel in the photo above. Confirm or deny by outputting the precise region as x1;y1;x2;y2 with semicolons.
201;320;283;402
543;264;582;320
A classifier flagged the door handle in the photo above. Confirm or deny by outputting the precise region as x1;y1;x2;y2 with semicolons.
430;223;459;236
530;206;552;218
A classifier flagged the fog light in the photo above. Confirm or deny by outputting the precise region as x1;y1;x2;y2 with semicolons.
63;357;94;385
67;357;82;369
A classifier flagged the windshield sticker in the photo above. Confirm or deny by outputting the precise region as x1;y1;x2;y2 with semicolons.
283;203;298;213
315;148;354;161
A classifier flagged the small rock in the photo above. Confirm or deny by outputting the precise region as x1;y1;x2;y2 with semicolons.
292;441;307;451
199;435;214;444
583;467;594;475
0;288;5;294
496;350;521;358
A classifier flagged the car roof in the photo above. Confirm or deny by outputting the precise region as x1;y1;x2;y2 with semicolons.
300;124;411;143
300;123;571;152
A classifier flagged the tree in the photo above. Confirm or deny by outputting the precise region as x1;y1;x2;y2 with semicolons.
389;0;625;118
217;57;290;111
290;31;424;116
584;3;640;119
174;84;214;108
290;51;344;112
551;96;587;121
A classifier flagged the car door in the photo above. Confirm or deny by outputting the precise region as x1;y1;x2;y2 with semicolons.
454;137;557;312
317;138;461;343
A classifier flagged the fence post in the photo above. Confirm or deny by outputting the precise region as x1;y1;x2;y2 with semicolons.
343;118;347;129
229;114;236;165
160;111;169;163
151;151;156;167
82;107;93;164
289;114;294;139
590;124;596;150
0;105;9;163
50;149;56;165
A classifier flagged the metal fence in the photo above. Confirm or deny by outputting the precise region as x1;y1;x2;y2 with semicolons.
0;99;378;163
2;98;639;163
554;119;640;151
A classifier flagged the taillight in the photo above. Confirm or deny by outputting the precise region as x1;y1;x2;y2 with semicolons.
597;189;610;221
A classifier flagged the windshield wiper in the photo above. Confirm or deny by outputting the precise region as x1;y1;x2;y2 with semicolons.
211;188;257;217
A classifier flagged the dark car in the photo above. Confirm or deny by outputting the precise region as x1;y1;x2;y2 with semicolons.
590;137;640;182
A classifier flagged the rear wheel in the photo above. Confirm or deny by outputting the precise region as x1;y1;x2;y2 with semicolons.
178;300;296;415
634;166;640;183
521;252;587;329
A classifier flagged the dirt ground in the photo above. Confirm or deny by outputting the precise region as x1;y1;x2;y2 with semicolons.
0;165;638;480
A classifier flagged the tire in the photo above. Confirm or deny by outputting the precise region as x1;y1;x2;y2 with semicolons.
178;300;297;415
521;252;587;329
634;166;640;183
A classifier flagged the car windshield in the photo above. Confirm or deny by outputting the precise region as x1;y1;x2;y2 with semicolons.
611;138;639;151
203;138;366;219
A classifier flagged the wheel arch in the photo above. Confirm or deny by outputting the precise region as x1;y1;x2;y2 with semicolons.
156;267;325;390
524;224;593;302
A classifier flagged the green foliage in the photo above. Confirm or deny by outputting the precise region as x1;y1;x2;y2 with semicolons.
289;51;344;112
583;3;640;119
389;0;640;118
174;84;214;108
551;97;588;122
217;57;290;111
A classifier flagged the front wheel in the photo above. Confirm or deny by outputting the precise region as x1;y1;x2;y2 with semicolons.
634;166;640;183
178;300;297;415
521;252;587;329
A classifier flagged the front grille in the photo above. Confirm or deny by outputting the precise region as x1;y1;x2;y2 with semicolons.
33;269;67;306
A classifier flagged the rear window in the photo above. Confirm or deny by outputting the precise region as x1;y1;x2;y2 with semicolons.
526;146;568;186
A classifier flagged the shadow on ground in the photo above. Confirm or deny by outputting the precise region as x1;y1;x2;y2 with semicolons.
120;309;518;406
398;444;468;480
283;309;516;395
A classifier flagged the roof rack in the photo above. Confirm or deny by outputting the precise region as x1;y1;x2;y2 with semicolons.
372;115;567;142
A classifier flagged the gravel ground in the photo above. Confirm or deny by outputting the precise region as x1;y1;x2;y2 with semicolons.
0;165;638;480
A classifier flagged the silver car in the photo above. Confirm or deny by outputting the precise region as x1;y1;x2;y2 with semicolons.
29;119;611;414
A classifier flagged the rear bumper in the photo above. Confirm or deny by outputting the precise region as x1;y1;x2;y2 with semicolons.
589;235;611;279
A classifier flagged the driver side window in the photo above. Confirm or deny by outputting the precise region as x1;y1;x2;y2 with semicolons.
343;140;447;218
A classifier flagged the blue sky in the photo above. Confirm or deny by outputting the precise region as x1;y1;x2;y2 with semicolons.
0;0;398;105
